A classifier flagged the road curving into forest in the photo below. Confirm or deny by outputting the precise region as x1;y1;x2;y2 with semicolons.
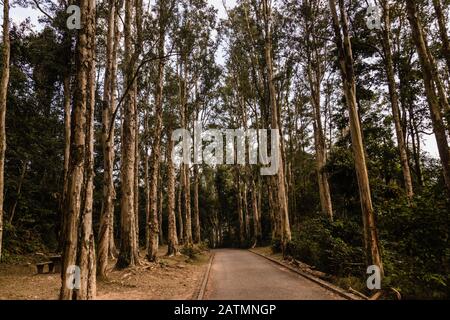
203;249;344;300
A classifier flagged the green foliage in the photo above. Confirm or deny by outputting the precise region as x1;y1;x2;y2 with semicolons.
180;244;206;260
333;276;366;293
2;222;47;261
378;193;450;299
196;241;210;252
287;217;365;276
2;24;64;255
271;238;282;253
287;190;449;299
180;246;197;259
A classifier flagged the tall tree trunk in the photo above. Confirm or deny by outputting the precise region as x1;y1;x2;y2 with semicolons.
167;130;178;255
134;100;140;249
262;0;291;252
58;0;74;252
133;0;144;252
405;0;450;196
60;0;88;299
180;58;193;246
183;163;192;245
193;164;201;243
236;171;245;245
0;0;10;261
304;8;333;219
424;42;450;128
147;0;167;261
328;0;383;274
60;0;96;299
78;4;97;297
306;58;334;219
108;11;120;259
408;103;424;187
381;0;414;199
98;0;117;278
158;167;164;245
312;115;333;220
60;74;71;250
251;180;261;245
432;0;450;74
267;178;278;240
144;110;150;251
176;174;183;243
243;181;250;239
117;0;139;268
8;160;27;225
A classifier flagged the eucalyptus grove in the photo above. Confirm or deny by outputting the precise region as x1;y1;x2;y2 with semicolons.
0;0;448;300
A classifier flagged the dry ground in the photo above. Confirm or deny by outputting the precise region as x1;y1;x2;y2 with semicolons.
0;246;210;300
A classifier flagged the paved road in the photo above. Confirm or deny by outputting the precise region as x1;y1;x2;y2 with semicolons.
204;249;343;300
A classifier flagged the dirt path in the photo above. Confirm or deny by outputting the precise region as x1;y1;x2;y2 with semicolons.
0;247;209;300
203;249;343;300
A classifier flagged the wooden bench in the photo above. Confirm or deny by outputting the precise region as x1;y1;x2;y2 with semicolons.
35;255;62;274
49;255;62;273
36;261;55;274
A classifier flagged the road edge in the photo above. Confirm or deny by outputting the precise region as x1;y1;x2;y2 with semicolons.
248;249;360;300
196;251;215;300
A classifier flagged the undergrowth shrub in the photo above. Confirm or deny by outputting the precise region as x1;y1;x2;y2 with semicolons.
287;217;364;276
288;191;449;299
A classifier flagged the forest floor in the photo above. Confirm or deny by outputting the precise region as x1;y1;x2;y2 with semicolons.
0;246;210;300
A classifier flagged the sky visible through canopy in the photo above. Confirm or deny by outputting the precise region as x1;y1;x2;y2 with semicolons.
4;0;439;158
